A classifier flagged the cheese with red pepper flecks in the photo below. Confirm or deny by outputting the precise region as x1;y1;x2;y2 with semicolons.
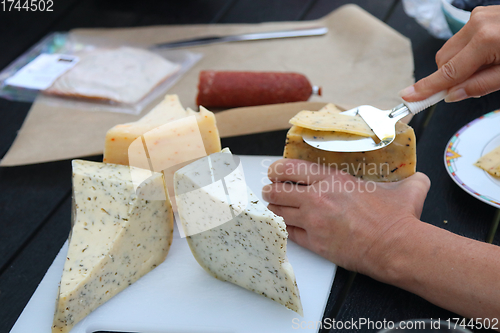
284;105;416;182
103;94;221;206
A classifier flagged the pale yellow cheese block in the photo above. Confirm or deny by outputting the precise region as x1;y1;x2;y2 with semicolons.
103;95;221;203
475;145;500;177
289;105;375;137
283;121;416;182
174;148;303;315
53;160;173;333
104;94;196;165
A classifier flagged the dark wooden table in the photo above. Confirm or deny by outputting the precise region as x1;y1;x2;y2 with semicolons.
1;1;499;332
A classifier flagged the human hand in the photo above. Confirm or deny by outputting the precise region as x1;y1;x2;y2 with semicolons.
400;6;500;103
262;159;430;279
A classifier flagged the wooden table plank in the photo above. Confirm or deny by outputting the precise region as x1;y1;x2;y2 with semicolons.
135;0;242;26
0;197;71;333
221;130;288;156
217;0;316;23
0;0;82;70
0;101;32;159
51;0;233;29
304;0;397;21
492;210;500;245
0;160;72;272
335;274;458;329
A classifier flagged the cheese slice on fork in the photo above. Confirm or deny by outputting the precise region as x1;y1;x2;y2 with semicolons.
289;104;375;137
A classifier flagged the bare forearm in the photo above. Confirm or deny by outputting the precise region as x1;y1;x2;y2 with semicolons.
370;218;500;320
263;160;500;319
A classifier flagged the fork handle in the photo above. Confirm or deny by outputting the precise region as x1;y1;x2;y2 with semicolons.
403;90;447;114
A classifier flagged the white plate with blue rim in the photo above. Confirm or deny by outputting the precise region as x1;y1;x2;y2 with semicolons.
444;109;500;209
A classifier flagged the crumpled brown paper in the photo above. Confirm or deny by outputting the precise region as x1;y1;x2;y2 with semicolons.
1;4;414;167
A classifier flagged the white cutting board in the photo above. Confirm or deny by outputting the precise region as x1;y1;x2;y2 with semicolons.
10;155;337;333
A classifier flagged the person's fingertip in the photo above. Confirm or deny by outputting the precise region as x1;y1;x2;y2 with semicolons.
445;88;468;103
262;184;272;197
267;203;283;217
411;172;431;192
286;225;297;242
268;159;289;181
286;225;308;248
398;85;415;98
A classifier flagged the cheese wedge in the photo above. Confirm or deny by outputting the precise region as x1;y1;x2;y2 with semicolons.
52;160;174;333
284;120;416;182
475;145;500;177
103;94;221;204
174;148;303;315
289;105;375;137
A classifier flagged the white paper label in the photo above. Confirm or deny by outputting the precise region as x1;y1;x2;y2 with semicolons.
5;53;79;90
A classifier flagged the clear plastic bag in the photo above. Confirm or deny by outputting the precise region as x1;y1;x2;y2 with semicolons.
402;0;453;39
0;32;202;115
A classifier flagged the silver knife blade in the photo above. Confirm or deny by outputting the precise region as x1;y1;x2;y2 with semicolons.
301;108;383;153
152;26;328;49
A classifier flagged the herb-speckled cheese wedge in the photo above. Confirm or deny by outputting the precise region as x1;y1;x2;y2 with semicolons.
174;149;303;315
52;160;174;333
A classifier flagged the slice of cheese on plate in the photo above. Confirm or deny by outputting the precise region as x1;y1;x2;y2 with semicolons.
45;46;180;104
475;145;500;177
289;104;375;137
284;105;416;182
103;94;221;206
52;160;174;333
174;148;303;315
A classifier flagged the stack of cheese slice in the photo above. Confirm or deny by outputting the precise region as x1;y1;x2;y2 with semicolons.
284;104;416;182
52;160;174;333
103;94;221;205
174;148;303;315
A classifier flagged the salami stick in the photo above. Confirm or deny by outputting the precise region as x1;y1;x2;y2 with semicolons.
196;71;321;108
